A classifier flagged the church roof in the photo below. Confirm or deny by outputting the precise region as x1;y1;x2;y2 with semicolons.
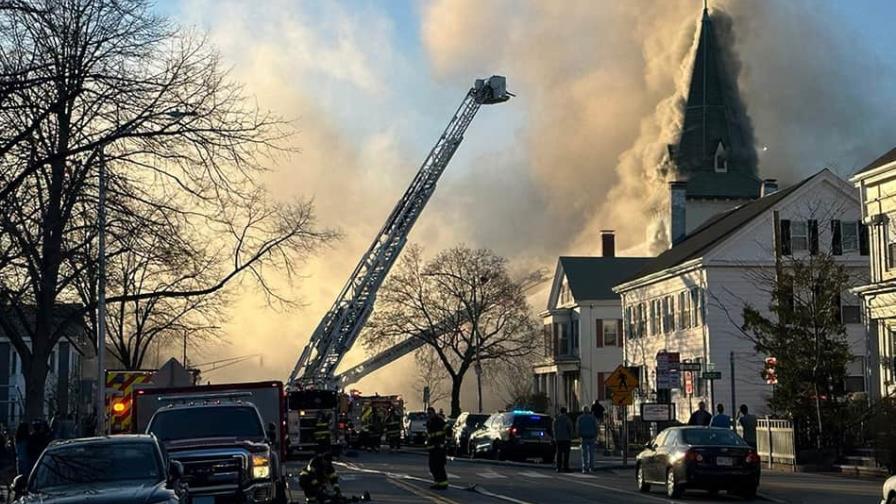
671;7;761;199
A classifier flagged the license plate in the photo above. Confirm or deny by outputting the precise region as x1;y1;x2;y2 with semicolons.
193;497;215;504
529;430;545;438
716;456;733;466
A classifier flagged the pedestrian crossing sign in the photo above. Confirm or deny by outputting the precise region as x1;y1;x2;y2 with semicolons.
606;365;639;406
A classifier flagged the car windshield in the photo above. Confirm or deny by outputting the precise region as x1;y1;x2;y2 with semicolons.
466;414;489;426
513;415;552;429
31;442;161;489
149;406;264;441
682;428;747;446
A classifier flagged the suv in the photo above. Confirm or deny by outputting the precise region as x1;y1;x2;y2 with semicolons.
403;411;428;445
147;403;287;504
468;411;554;463
451;412;489;456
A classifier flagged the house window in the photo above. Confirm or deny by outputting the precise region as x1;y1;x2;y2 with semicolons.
559;278;572;305
571;319;580;355
625;306;633;340
841;221;859;253
679;291;691;329
790;221;809;252
603;320;619;347
841;292;862;324
689;288;700;326
543;324;552;356
662;295;676;333
556;322;569;356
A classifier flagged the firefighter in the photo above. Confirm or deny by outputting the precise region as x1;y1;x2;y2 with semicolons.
367;408;383;452
359;404;373;451
384;406;402;451
314;411;332;454
298;451;371;503
425;406;448;490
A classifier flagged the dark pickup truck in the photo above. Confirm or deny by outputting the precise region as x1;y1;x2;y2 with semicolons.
147;402;287;504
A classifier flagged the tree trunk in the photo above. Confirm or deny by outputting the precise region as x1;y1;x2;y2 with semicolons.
450;375;464;418
23;358;49;420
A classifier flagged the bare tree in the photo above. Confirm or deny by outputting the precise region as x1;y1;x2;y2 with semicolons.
0;0;334;419
413;347;449;409
365;245;538;417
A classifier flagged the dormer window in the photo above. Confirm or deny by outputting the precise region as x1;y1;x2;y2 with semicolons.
714;141;728;173
558;277;572;305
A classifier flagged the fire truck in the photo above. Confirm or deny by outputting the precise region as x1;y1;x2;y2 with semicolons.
105;370;156;434
343;393;403;449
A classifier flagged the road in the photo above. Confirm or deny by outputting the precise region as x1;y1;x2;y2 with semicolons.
286;449;884;504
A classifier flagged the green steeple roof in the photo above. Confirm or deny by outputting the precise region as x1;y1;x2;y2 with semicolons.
670;6;761;199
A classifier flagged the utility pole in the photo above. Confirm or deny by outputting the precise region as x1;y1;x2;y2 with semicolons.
730;351;736;423
95;149;107;434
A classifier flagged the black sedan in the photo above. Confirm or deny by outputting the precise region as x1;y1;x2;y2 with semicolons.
451;412;489;456
636;426;761;499
13;435;186;504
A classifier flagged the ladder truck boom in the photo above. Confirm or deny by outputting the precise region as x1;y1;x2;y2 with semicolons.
289;76;512;389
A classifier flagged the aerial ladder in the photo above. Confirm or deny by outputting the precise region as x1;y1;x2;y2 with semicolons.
288;76;512;390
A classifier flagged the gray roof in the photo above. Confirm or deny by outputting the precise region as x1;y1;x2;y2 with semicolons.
854;146;896;177
624;171;820;282
558;257;652;301
671;8;760;199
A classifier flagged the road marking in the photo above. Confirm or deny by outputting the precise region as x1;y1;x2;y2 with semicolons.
479;471;507;479
471;485;537;504
517;470;552;479
756;492;788;504
388;477;459;504
570;472;594;478
558;473;687;504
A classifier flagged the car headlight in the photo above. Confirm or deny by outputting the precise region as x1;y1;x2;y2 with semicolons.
252;455;271;480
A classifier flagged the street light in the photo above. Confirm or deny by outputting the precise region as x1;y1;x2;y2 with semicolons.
423;271;491;413
95;107;198;433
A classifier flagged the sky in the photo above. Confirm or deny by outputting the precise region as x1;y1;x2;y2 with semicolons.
148;0;896;411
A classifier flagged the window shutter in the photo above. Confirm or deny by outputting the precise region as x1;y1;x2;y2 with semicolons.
597;372;606;401
595;319;603;347
780;219;792;255
833;292;842;324
809;219;819;255
831;220;842;255
859;222;870;256
617;320;623;347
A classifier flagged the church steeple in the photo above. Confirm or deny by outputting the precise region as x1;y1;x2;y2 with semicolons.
668;3;760;199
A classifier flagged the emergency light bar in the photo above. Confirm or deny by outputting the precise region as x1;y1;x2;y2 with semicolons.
155;391;253;403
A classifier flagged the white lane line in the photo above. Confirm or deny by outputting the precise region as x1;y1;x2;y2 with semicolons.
558;473;687;504
569;472;594;478
518;470;552;479
479;471;507;479
447;472;461;478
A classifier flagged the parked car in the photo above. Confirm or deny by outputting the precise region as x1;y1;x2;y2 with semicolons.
13;435;186;504
881;474;896;504
451;412;489;456
636;426;761;499
468;411;554;463
403;411;428;445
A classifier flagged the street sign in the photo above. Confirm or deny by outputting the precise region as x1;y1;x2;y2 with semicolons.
680;362;702;372
702;371;722;380
641;403;676;422
607;365;639;406
656;351;681;389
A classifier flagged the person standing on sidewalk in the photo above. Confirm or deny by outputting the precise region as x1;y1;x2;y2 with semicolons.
738;404;758;448
425;407;449;490
710;403;731;428
552;407;573;473
576;406;598;472
687;401;712;426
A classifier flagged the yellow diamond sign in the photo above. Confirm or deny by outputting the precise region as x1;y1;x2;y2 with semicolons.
606;365;639;406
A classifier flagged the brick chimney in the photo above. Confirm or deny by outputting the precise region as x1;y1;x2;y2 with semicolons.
601;230;615;257
670;182;687;246
761;179;779;197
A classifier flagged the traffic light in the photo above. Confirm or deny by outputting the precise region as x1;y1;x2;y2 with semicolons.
764;357;778;385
